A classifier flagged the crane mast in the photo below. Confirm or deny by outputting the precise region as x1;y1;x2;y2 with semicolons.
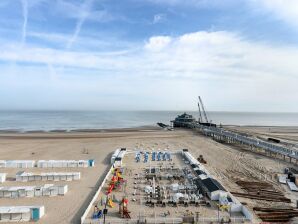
197;100;203;122
198;96;209;123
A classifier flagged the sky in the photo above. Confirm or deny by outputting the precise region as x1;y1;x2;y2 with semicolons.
0;0;298;112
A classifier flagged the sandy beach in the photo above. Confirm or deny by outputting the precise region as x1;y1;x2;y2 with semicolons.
0;126;297;223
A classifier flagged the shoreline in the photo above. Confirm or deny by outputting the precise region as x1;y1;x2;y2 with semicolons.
0;124;298;134
0;125;161;134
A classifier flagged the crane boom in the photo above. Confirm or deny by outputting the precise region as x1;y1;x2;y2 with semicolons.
197;99;203;122
199;96;209;123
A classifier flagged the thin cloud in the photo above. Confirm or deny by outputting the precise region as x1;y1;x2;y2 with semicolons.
145;0;242;8
20;0;28;46
66;0;94;49
2;30;298;81
28;32;70;44
153;13;167;24
145;36;171;51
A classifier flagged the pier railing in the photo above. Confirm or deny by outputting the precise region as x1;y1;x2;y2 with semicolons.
190;123;298;160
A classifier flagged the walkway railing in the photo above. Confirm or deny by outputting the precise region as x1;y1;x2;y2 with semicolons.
193;124;298;160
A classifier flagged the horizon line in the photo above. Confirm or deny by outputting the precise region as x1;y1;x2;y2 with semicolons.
0;109;297;113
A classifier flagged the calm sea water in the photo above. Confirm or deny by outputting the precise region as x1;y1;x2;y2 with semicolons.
0;111;297;132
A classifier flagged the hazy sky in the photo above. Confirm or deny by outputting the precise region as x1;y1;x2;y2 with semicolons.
0;0;298;111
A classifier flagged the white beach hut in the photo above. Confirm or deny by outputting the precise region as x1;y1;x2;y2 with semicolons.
58;185;68;195
0;173;6;183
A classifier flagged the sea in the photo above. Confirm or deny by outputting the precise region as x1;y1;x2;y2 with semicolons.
0;111;297;132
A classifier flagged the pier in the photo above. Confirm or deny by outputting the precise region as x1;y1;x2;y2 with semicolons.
187;123;298;164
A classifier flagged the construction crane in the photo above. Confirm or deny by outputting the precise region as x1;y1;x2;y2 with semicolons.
198;96;209;123
197;96;216;127
197;100;203;123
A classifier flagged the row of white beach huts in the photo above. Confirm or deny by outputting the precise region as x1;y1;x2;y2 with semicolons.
0;171;81;183
0;159;95;222
0;159;95;168
16;171;81;182
0;206;45;222
0;184;68;198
